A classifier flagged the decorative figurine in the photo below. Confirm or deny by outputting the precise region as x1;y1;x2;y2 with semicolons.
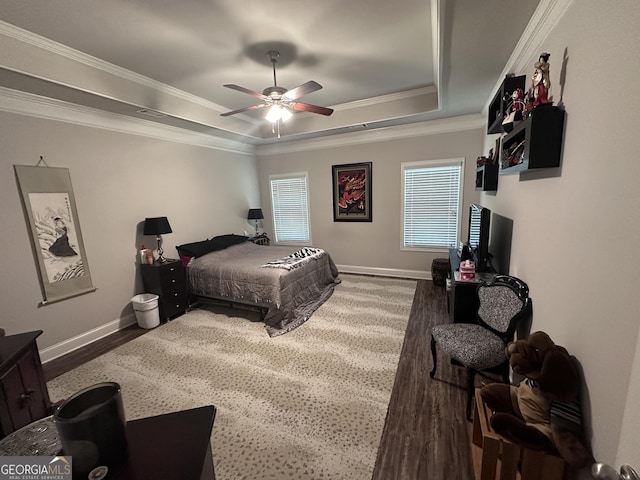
531;52;552;107
507;140;526;166
502;88;525;129
523;52;552;117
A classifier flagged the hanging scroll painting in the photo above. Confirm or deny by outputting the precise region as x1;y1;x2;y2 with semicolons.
14;165;95;305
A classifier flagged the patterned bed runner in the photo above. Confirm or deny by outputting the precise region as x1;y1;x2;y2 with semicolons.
261;247;325;271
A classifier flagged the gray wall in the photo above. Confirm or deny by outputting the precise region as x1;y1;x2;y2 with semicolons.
478;1;640;473
0;111;259;353
256;124;485;277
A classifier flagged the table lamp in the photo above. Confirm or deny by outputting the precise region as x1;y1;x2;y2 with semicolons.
247;208;264;236
143;217;172;263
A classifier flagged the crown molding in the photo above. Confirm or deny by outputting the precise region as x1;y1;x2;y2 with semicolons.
484;0;574;114
333;85;437;112
431;0;444;111
0;84;482;157
255;113;484;156
0;20;228;114
508;0;574;74
0;86;255;155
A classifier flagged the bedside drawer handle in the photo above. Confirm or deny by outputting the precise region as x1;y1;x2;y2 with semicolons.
20;389;35;403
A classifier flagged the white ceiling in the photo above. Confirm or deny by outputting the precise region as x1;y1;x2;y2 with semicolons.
0;0;540;146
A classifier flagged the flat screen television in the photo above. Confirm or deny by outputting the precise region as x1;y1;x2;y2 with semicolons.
468;203;491;272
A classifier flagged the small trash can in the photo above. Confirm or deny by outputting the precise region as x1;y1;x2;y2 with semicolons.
131;293;160;329
431;258;450;287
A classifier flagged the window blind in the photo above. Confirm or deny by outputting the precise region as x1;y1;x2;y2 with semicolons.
270;173;310;243
402;160;462;249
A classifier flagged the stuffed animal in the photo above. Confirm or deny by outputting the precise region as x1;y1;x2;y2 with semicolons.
480;331;594;469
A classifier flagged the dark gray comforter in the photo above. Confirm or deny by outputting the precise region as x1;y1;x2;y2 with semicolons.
186;242;341;336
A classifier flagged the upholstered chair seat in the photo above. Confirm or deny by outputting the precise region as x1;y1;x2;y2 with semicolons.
431;324;508;371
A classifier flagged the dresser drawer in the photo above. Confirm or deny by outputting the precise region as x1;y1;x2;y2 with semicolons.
157;262;183;280
159;272;186;291
159;289;188;318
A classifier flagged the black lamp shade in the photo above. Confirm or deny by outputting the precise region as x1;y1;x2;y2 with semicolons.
143;217;172;235
247;209;264;220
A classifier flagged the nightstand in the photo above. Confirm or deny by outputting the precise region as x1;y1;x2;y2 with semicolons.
249;234;270;246
141;259;188;321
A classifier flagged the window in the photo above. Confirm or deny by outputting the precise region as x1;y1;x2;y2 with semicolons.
401;158;463;250
269;172;311;244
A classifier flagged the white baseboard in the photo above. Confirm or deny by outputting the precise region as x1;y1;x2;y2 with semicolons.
40;313;137;364
337;264;430;280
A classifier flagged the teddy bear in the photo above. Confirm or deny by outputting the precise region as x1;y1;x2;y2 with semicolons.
480;331;594;469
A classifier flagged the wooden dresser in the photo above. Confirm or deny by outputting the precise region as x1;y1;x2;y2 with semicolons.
0;330;52;438
141;259;188;321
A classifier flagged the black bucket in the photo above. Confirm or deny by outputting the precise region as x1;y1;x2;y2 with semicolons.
53;382;128;480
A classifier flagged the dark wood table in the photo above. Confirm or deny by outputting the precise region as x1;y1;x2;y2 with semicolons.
117;405;216;480
0;405;217;480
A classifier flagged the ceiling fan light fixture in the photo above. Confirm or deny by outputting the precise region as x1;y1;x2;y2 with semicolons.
280;106;292;122
266;104;292;123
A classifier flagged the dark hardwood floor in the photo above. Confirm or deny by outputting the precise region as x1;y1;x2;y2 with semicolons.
43;325;149;381
372;279;475;480
43;279;475;480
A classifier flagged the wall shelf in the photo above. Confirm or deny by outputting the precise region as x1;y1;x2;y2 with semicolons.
500;105;565;175
476;164;498;191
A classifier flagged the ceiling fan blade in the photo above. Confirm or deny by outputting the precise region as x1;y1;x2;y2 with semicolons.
283;81;323;100
223;84;269;100
220;104;266;117
290;102;334;116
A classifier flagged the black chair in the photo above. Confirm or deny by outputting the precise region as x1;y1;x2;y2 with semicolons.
429;275;531;420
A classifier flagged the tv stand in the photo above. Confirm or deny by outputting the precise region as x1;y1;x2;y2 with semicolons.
448;248;497;323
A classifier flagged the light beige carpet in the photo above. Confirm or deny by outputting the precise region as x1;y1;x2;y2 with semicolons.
47;274;416;479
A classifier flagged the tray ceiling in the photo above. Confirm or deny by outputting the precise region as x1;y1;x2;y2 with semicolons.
0;0;540;146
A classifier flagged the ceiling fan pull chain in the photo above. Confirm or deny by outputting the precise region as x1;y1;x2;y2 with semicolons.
271;119;282;139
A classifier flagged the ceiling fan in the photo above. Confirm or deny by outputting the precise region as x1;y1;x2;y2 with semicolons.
220;50;334;132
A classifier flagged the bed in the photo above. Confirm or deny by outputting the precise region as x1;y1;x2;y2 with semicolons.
178;235;341;337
